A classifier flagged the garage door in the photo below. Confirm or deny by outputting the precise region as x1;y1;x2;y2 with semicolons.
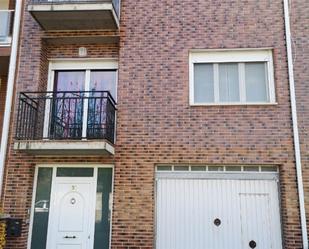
156;166;282;249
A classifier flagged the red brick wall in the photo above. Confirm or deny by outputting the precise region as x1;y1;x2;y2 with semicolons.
0;76;7;142
113;0;301;248
1;0;306;249
291;0;309;232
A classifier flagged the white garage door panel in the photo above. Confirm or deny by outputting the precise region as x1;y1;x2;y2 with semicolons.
156;179;282;249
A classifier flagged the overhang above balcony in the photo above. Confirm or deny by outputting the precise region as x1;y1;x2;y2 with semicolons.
28;1;120;31
14;140;115;156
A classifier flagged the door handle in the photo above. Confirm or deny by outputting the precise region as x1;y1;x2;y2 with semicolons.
64;235;77;239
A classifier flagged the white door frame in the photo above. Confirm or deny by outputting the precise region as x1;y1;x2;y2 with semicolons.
27;164;114;249
43;59;118;139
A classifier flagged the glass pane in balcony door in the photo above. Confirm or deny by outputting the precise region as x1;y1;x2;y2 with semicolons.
55;71;85;92
0;11;10;42
50;71;85;139
90;70;117;99
87;71;117;140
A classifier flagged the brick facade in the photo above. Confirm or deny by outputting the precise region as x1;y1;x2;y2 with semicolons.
292;0;309;233
0;0;307;248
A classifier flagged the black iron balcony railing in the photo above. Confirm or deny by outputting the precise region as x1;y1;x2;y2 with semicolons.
15;91;116;143
31;0;120;18
0;10;14;44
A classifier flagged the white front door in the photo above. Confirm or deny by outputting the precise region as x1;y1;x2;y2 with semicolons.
46;178;96;249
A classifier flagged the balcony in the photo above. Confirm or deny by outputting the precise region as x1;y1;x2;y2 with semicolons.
0;10;14;46
14;91;116;155
28;0;120;31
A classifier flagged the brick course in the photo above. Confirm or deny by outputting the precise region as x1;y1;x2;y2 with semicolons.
291;0;309;234
1;0;306;248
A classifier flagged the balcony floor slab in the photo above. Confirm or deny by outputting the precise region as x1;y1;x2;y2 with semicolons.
28;3;119;30
14;140;115;156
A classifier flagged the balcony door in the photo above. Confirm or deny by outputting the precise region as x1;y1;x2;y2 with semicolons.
48;68;116;140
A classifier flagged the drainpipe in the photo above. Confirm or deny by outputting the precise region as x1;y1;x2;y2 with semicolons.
0;0;23;197
283;0;308;248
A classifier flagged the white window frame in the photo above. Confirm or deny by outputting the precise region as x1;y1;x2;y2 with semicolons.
43;59;118;139
189;49;276;106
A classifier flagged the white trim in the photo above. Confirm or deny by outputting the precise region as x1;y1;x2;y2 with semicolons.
82;70;91;138
156;165;279;173
190;47;275;53
283;0;308;248
27;164;114;249
0;0;22;197
268;53;276;103
156;172;279;181
239;63;246;102
213;64;219;102
43;69;54;138
189;49;276;106
44;59;118;140
190;50;272;63
190;102;278;107
48;59;118;71
26;166;40;249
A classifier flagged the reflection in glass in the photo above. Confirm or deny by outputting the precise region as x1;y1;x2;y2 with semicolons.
94;168;113;249
31;168;53;249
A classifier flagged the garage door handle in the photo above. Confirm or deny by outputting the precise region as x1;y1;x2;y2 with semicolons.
249;240;256;248
64;236;77;239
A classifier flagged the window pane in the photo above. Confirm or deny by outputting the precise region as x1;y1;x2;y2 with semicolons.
261;166;278;172
194;64;214;103
208;166;224;171
54;71;85;92
56;167;94;177
90;70;117;100
31;168;53;249
219;63;240;102
157;166;172;171
191;166;206;171
94;168;113;249
225;166;242;172
174;166;189;171
243;166;260;172
245;62;268;102
51;71;85;139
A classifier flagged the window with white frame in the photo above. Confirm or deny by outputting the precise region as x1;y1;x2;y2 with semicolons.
189;50;275;105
